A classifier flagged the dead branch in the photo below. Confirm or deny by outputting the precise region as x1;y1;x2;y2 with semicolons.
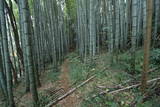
119;67;159;86
96;67;159;91
88;77;160;100
45;75;95;107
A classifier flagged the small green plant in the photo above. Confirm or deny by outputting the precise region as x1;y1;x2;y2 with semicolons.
150;49;160;66
117;50;144;74
44;71;60;83
68;54;98;85
69;60;89;84
39;92;51;107
136;95;160;107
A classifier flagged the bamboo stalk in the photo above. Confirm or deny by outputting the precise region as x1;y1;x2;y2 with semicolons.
45;75;95;107
87;77;160;100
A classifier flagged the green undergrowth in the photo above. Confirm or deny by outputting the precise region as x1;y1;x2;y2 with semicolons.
13;64;61;107
38;64;61;107
0;61;68;106
42;65;60;84
116;48;160;75
67;50;160;107
116;49;144;74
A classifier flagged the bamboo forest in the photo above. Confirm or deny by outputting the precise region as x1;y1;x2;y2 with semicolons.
0;0;160;107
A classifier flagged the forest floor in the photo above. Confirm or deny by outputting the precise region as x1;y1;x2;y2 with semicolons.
14;59;81;107
65;51;160;107
1;50;160;107
56;59;80;107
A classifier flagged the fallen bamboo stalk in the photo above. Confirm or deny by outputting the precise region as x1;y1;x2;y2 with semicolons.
118;67;159;86
110;77;160;94
96;67;159;91
88;77;160;100
45;75;95;107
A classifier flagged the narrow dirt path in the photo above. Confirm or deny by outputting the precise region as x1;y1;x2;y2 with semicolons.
56;59;79;107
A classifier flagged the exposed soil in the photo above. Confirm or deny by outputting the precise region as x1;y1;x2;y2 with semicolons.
56;60;80;107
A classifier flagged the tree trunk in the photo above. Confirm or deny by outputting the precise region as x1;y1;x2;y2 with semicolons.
131;0;138;73
21;0;39;106
141;0;153;93
0;0;15;106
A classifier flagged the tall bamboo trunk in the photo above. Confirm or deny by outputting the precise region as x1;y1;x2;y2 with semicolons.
0;0;15;106
21;0;39;106
131;0;138;73
141;0;153;93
